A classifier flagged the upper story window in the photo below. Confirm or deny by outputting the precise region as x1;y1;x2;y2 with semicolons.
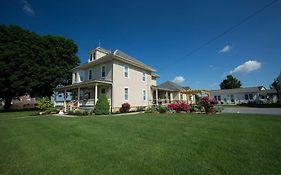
89;53;93;62
245;94;249;100
143;90;146;101
88;69;93;80
124;87;129;100
79;71;84;82
74;72;77;82
101;65;106;78
89;52;96;62
124;65;129;78
142;72;146;81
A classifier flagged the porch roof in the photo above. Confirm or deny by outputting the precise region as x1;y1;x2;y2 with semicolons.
54;79;112;91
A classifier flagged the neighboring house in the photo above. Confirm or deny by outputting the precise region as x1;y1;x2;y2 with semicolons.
11;94;38;110
210;86;278;104
54;47;159;112
151;81;209;105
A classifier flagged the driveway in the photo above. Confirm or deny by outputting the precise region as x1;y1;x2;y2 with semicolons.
222;107;281;115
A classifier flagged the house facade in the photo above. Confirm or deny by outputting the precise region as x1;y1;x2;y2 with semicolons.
54;47;159;112
210;86;278;104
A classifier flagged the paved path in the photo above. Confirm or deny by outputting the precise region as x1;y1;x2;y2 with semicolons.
222;107;281;115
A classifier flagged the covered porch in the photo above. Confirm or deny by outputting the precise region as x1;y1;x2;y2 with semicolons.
151;86;210;105
54;80;112;111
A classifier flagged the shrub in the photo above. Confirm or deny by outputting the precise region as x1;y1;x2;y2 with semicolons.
145;106;158;113
190;105;199;112
38;97;55;114
178;102;190;112
167;103;179;110
136;106;146;112
94;94;110;115
199;97;215;114
120;103;130;113
158;105;168;113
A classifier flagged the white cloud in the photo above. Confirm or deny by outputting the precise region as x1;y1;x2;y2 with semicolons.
20;0;35;16
229;60;261;74
172;76;185;84
219;45;231;53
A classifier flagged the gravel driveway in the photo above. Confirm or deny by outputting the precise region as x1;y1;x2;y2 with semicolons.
222;107;281;115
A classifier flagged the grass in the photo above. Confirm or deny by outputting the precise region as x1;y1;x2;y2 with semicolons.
0;111;281;175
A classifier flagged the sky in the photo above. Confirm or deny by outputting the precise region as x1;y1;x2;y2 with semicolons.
1;0;281;89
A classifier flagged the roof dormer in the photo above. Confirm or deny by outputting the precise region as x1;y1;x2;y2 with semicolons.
88;47;110;63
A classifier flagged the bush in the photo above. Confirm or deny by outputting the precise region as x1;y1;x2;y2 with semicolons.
199;97;214;114
37;97;56;114
167;103;190;112
136;106;146;112
190;105;199;112
68;109;91;116
145;106;158;113
158;105;168;113
94;94;110;115
178;103;190;112
167;103;179;110
120;103;130;113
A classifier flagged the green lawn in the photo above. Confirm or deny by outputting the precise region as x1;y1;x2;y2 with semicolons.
0;112;281;175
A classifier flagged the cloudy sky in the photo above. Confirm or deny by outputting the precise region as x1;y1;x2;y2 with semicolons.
1;0;281;89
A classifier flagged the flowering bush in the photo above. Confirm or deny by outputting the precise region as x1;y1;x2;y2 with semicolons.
120;103;130;113
167;102;190;112
178;102;190;112
167;103;179;110
200;97;214;114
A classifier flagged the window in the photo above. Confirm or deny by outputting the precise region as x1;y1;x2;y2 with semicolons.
124;65;129;78
143;90;146;100
79;71;84;82
93;52;96;60
74;72;77;82
101;65;106;78
249;94;253;100
142;72;146;81
245;94;249;100
89;53;93;61
124;88;128;100
214;96;217;101
218;96;221;101
88;69;93;80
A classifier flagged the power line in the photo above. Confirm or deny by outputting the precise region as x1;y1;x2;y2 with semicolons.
174;0;279;61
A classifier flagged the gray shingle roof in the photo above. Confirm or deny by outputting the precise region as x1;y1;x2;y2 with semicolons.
156;81;184;91
211;86;265;95
114;50;155;71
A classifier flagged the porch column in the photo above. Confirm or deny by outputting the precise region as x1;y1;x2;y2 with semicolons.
170;92;173;103
64;90;67;112
94;84;98;104
53;91;57;107
155;89;158;105
166;91;168;103
77;87;80;107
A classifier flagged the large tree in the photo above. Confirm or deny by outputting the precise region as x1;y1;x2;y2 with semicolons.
270;73;281;104
220;75;242;89
0;25;80;111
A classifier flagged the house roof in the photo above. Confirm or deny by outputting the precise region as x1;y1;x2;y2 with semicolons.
211;86;266;95
76;47;156;72
113;49;156;72
156;81;185;91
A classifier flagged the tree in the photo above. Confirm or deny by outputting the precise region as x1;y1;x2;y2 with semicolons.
271;73;281;104
220;75;242;89
94;94;110;115
0;25;80;111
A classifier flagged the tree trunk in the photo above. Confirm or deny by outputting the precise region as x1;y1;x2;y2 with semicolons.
4;97;12;111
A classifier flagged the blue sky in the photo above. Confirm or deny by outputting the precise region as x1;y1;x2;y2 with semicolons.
1;0;281;89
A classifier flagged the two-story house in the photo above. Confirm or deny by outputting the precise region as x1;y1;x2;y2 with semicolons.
54;47;159;112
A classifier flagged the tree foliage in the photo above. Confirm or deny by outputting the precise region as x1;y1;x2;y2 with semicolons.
0;25;80;111
220;75;242;90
